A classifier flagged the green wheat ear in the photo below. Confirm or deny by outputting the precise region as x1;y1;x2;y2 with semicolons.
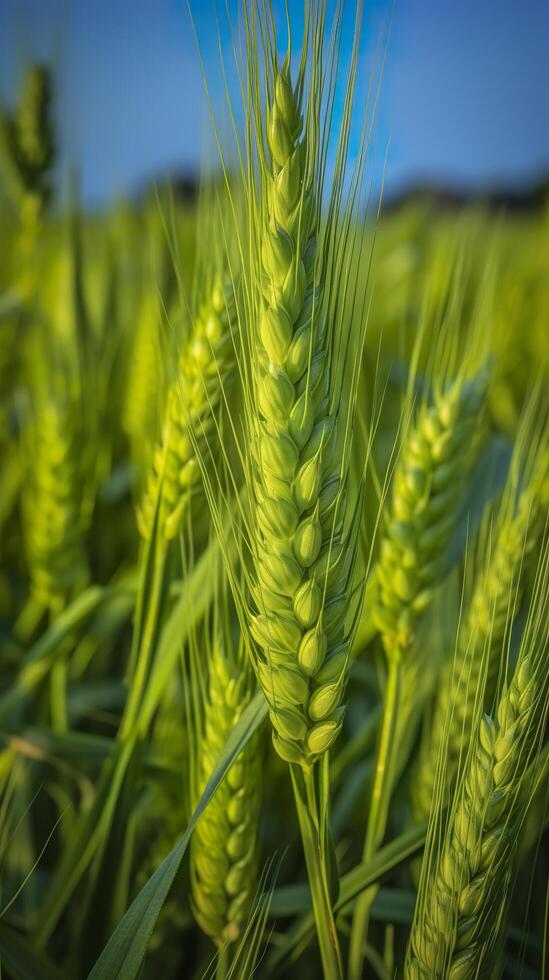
348;318;490;975
137;274;236;542
15;65;54;193
1;63;55;228
249;62;341;765
406;542;548;979
22;390;90;614
236;31;369;769
373;370;488;660
412;400;548;826
192;6;372;971
190;632;262;947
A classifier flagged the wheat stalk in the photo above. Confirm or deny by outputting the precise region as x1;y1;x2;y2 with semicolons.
123;287;164;474
133;693;188;976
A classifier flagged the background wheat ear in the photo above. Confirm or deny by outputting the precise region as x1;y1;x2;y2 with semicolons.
406;539;549;980
22;392;90;617
373;368;489;660
121;203;175;480
0;63;54;258
122;286;164;476
189;597;262;951
17;324;93;731
349;351;490;978
14;66;54;199
411;395;549;828
18;301;94;616
136;269;236;544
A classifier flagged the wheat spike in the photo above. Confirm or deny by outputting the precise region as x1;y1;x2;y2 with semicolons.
137;277;235;542
373;373;487;660
406;557;548;979
243;43;364;769
23;394;90;613
190;637;261;946
412;448;548;825
15;65;54;190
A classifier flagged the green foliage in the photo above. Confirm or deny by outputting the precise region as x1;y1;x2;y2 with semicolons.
0;12;547;980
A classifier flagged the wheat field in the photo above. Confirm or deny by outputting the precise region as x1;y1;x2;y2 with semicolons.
0;4;547;979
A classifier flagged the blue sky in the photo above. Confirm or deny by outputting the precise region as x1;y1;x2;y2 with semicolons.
1;0;548;207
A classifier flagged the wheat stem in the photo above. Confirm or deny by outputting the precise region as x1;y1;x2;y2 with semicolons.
50;655;68;732
215;946;229;980
291;761;344;980
348;656;401;980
